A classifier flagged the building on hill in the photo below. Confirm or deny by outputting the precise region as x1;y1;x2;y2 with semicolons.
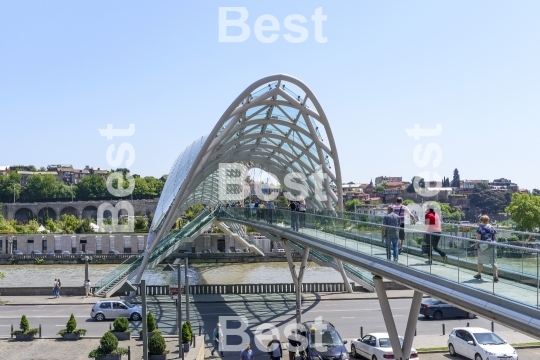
374;176;402;187
490;178;518;192
19;170;58;185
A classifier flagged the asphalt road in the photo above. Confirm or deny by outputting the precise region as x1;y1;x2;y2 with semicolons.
0;298;535;358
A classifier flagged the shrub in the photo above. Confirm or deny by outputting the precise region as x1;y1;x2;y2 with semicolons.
11;315;39;336
88;331;128;358
57;313;87;336
182;322;192;343
112;317;129;332
148;332;168;355
147;312;156;332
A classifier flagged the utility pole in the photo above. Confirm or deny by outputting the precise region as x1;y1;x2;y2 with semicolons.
142;280;149;360
177;262;183;358
185;257;190;322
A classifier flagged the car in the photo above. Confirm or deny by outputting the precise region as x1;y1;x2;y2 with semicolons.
225;249;232;253
300;320;349;360
30;250;42;255
448;327;517;360
46;250;55;255
235;249;242;253
351;333;419;359
108;250;120;254
90;299;144;322
420;298;475;320
75;251;85;255
277;249;285;253
61;251;71;255
12;250;23;255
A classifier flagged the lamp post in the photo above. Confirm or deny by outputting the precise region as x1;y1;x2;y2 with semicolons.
184;257;190;322
8;237;12;255
177;262;184;359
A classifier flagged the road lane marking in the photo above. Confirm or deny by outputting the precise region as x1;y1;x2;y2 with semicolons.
342;317;355;318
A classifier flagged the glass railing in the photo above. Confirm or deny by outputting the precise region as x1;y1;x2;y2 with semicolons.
219;208;540;309
94;210;215;293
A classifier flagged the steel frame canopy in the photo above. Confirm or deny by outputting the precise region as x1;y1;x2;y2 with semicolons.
135;74;343;282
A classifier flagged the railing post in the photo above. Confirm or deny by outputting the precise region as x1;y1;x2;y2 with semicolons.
442;323;445;335
39;324;41;338
360;326;363;338
11;324;13;338
128;345;131;360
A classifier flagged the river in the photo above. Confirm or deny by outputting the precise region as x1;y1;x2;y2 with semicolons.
0;262;343;287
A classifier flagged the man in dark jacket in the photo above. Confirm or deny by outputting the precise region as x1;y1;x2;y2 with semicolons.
267;335;283;360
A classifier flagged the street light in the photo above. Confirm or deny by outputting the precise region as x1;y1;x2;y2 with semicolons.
83;254;93;285
176;263;185;359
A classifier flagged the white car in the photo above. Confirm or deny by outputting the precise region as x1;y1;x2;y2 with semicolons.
351;333;419;359
448;327;517;360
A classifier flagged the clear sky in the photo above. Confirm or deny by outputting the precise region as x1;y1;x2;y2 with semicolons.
1;1;539;190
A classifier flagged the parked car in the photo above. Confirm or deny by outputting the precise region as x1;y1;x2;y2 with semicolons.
235;249;242;253
351;333;419;359
420;298;476;320
61;251;71;255
448;327;517;360
46;250;55;255
90;299;144;321
30;250;42;255
300;321;349;360
75;250;85;255
225;249;232;253
108;250;120;254
12;250;23;255
277;249;285;253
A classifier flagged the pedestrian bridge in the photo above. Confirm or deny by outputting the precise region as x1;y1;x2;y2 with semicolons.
94;74;540;359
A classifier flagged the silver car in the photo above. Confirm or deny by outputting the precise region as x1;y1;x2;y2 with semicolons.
90;299;143;321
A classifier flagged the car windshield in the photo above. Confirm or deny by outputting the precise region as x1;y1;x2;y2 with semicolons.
309;330;343;347
123;301;136;308
424;298;441;304
473;332;505;345
378;338;404;348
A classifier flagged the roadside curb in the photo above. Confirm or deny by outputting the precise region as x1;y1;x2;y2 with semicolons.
416;344;540;354
0;294;423;306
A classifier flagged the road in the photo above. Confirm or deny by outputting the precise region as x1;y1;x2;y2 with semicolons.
0;298;536;358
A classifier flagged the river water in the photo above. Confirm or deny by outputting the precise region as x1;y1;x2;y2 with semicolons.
0;262;343;287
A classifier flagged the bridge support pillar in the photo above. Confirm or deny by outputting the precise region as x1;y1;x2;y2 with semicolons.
373;275;422;360
336;259;353;293
283;238;309;325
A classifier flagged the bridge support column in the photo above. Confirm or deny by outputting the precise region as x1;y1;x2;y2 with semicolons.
336;259;353;293
283;238;309;325
373;275;422;360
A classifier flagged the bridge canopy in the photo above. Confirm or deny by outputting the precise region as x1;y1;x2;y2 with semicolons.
146;74;344;252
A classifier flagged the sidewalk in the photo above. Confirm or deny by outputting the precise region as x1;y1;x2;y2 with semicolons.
0;290;422;306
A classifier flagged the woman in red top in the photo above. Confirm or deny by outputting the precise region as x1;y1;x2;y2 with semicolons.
424;207;447;264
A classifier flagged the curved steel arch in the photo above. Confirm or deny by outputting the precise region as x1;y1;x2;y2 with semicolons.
135;74;343;282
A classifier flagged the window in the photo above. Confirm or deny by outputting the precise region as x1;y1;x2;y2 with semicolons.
42;239;47;251
99;302;111;309
113;302;127;309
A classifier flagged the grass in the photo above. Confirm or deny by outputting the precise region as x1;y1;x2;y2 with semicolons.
416;347;448;352
511;342;540;347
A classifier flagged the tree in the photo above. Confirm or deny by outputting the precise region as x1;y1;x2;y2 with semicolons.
403;199;414;206
76;174;107;200
184;204;205;221
442;177;450;187
469;182;511;215
451;168;460;188
505;193;540;232
533;189;540;196
24;174;62;201
133;177;151;198
0;172;21;203
61;214;80;234
345;199;364;212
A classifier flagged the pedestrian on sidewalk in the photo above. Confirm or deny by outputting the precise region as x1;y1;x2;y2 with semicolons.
287;330;301;360
85;279;92;297
474;215;499;282
394;197;415;254
424;206;447;265
382;206;400;262
211;323;224;357
53;279;58;298
267;335;283;360
56;278;62;298
240;344;254;360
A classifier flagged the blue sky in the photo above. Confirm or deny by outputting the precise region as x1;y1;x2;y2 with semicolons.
1;1;539;190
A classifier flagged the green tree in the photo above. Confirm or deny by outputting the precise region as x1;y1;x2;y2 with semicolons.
407;176;425;193
0;172;21;203
24;174;62;201
61;214;80;233
75;218;94;234
76;174;107;200
403;199;414;206
184;204;205;221
533;189;540;196
469;182;511;215
451;168;460;188
66;314;77;333
442;177;450;187
133;177;151;198
505;193;540;232
345;199;364;212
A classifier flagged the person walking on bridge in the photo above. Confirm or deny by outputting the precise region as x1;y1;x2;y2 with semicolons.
394;197;415;254
267;335;283;360
382;206;400;261
424;207;447;265
474;215;499;282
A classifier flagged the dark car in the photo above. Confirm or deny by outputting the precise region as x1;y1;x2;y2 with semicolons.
108;250;120;255
30;250;42;255
12;250;23;255
420;298;476;320
300;320;349;360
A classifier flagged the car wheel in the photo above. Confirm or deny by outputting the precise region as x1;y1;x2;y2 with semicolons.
433;311;443;320
350;345;357;358
130;313;141;321
448;344;457;356
475;353;483;360
95;313;105;321
467;312;476;319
